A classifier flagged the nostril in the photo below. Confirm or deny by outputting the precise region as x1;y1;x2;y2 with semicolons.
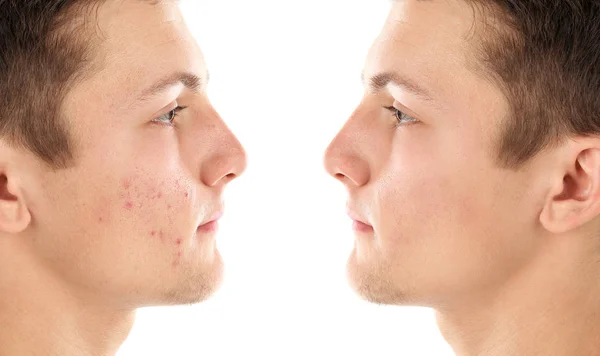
335;173;345;181
225;172;236;182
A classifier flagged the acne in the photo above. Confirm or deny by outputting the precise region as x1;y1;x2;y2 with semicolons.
172;251;183;268
121;178;133;190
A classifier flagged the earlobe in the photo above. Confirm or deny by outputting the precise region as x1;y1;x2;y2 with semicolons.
540;147;600;234
0;173;31;234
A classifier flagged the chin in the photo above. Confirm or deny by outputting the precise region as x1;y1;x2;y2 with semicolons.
346;251;414;306
154;254;225;306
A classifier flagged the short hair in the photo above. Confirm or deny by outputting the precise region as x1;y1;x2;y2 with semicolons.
0;0;163;169
465;0;600;168
0;0;108;168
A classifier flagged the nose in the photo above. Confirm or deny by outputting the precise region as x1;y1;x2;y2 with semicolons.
324;122;371;188
200;124;247;188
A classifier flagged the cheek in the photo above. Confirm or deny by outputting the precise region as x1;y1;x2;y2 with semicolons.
374;151;533;289
95;173;194;252
374;150;488;253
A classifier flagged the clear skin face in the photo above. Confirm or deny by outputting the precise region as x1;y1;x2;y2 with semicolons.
325;0;540;306
0;0;246;313
325;0;600;308
326;0;600;354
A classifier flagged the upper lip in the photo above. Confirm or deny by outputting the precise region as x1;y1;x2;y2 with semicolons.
347;206;371;226
198;209;224;227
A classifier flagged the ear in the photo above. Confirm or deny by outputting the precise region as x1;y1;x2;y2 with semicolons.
540;141;600;234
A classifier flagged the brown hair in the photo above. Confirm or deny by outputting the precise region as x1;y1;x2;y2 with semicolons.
0;0;163;169
465;1;600;168
0;1;111;168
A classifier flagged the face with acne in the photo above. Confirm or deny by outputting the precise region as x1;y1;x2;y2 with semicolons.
17;0;246;306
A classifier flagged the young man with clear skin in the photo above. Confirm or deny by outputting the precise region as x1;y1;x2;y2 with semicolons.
325;0;600;355
0;0;246;355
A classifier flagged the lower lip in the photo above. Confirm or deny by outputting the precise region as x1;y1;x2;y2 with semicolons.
352;221;374;233
197;221;219;233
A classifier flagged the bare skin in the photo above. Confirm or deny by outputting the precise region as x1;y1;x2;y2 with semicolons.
0;1;246;355
325;0;600;355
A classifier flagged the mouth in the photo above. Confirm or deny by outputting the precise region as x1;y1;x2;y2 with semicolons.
197;210;224;234
347;210;374;233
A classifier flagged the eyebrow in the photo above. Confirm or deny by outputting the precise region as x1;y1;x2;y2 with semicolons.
137;71;209;103
362;71;435;102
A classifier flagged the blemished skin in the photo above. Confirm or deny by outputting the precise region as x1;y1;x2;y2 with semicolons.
0;1;246;355
324;0;600;355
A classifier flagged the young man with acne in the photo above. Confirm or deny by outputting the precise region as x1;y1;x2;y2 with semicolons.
0;1;246;355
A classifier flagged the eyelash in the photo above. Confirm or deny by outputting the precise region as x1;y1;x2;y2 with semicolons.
153;106;187;126
384;106;418;127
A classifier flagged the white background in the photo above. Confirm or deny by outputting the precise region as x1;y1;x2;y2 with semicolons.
118;1;454;355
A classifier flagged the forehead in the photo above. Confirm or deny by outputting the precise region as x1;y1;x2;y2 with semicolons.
82;0;207;107
364;0;480;103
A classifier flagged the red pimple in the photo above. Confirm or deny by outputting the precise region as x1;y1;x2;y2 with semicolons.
157;192;163;199
98;217;104;223
151;231;156;237
184;192;189;198
172;251;182;267
122;178;132;189
176;238;182;245
125;201;133;210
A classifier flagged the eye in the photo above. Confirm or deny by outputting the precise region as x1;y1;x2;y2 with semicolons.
153;106;186;125
384;106;418;126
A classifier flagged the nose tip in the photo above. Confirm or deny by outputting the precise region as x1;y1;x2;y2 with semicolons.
324;149;347;182
227;143;247;182
200;129;247;187
324;140;370;188
223;141;247;184
323;141;339;178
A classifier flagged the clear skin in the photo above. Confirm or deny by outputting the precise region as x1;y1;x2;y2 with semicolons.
0;1;246;355
324;0;600;355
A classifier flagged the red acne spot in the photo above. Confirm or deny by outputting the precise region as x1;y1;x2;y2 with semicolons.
98;217;104;223
125;201;133;210
184;192;189;198
172;249;183;267
151;231;156;237
157;192;163;199
176;238;182;245
167;204;172;209
122;178;132;189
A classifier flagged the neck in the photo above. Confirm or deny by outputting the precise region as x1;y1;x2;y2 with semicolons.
436;233;600;356
0;240;136;356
